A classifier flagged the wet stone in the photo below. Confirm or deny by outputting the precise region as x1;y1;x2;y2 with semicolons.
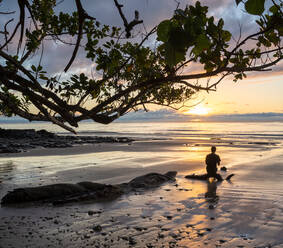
92;225;102;232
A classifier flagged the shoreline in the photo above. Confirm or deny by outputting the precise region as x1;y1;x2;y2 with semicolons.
1;152;283;247
1;129;283;247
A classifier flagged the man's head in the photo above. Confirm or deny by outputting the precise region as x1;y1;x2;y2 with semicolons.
211;146;216;153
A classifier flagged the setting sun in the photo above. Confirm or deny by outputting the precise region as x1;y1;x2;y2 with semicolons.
183;105;211;115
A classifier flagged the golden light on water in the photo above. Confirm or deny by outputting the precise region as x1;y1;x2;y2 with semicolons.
183;105;211;115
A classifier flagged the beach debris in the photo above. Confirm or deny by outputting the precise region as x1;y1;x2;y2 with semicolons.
1;171;177;205
185;173;235;181
225;174;235;180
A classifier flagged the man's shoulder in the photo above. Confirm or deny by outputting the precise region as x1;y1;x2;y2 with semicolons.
207;153;220;159
206;153;212;159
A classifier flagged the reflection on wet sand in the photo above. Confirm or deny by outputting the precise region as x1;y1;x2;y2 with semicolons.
205;180;220;206
0;161;14;181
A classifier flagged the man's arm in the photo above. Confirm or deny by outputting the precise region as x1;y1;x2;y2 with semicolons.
217;155;221;165
205;155;209;165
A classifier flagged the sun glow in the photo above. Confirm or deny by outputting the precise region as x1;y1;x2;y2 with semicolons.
183;105;211;115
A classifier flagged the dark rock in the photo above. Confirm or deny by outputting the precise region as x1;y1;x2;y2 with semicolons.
1;183;86;204
88;210;95;216
0;147;21;153
1;171;177;205
93;225;102;232
161;228;170;231
1;182;123;205
220;166;227;171
158;233;165;239
0;128;135;154
134;227;143;232
129;237;137;245
219;239;227;243
170;232;179;239
37;129;56;138
128;171;177;188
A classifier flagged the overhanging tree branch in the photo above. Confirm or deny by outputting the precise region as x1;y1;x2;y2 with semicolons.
0;0;282;132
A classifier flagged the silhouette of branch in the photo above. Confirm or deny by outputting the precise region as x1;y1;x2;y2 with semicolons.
64;0;84;72
17;0;26;54
0;22;20;50
113;0;143;38
0;11;15;15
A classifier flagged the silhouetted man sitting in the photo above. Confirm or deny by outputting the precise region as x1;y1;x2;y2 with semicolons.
206;146;223;181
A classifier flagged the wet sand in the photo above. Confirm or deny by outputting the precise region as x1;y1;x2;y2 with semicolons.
0;140;283;247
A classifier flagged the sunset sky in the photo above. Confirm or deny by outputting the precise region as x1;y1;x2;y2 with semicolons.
0;0;282;119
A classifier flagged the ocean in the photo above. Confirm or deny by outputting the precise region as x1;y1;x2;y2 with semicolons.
1;121;283;187
1;120;283;142
1;121;283;247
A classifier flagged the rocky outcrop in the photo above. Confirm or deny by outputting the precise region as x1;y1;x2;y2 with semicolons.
1;171;177;206
0;128;134;154
1;182;123;205
128;171;177;188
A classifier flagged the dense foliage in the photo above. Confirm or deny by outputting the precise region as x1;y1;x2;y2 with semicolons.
0;0;282;132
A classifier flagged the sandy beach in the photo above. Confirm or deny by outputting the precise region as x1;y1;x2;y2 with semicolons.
0;137;283;248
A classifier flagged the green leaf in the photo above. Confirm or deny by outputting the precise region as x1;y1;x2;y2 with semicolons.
157;20;171;42
204;62;215;72
245;0;265;15
31;65;37;72
168;27;187;49
269;5;278;14
193;34;210;56
39;74;48;80
165;44;185;66
222;30;232;42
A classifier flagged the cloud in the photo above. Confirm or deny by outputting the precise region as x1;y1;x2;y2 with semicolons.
1;0;276;76
2;110;283;124
116;109;283;122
